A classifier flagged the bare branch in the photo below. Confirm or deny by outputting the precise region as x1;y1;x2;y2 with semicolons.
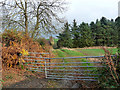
15;0;24;10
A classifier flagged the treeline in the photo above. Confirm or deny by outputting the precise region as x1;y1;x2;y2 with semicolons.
57;17;119;48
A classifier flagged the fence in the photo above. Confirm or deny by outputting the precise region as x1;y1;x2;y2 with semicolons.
23;52;115;81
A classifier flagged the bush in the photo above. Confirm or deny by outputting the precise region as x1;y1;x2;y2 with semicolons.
2;29;23;46
2;29;50;68
36;38;49;47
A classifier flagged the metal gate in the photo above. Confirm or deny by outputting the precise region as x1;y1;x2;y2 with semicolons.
23;52;114;81
23;52;50;73
44;56;106;81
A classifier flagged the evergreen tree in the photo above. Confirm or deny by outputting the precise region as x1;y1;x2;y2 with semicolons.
100;17;117;46
57;22;73;48
115;17;120;55
90;21;97;46
57;17;118;48
95;20;103;46
101;17;108;25
71;19;80;48
79;22;94;47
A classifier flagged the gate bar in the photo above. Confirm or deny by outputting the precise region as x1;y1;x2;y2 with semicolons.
24;65;105;68
47;73;101;75
44;55;115;60
47;75;98;78
46;62;106;65
47;77;98;81
46;69;96;71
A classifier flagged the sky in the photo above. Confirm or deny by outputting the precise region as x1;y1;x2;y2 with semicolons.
62;0;120;24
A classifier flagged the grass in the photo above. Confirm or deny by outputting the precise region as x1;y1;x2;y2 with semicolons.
52;48;97;71
60;49;85;56
54;38;58;44
53;49;66;57
53;49;84;57
53;48;117;57
76;48;117;56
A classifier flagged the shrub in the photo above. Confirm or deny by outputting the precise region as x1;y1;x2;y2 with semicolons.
36;38;50;47
2;29;23;46
2;29;50;68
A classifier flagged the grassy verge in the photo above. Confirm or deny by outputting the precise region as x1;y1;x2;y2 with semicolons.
52;49;67;57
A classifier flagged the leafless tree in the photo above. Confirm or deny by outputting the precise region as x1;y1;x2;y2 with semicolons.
1;0;67;38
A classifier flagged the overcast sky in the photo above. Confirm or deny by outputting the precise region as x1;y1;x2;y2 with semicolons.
62;0;120;24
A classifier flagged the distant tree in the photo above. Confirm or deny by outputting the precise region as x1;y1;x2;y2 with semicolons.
71;19;80;48
100;17;108;25
90;21;97;46
95;19;104;46
78;22;94;47
100;17;117;46
57;22;73;48
57;17;117;48
111;20;118;46
115;17;120;55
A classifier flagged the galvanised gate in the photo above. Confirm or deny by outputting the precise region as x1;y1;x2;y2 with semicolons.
23;52;114;81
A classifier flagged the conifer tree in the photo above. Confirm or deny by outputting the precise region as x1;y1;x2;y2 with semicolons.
115;17;120;55
57;22;73;48
71;19;80;48
79;22;94;47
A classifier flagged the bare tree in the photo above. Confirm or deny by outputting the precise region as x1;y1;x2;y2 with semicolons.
1;0;67;38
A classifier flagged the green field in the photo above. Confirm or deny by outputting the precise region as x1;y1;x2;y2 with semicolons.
53;49;85;57
76;48;117;56
53;48;117;57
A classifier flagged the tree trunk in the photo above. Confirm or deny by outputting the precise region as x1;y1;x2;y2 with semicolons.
31;17;39;38
31;4;41;38
25;0;28;36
